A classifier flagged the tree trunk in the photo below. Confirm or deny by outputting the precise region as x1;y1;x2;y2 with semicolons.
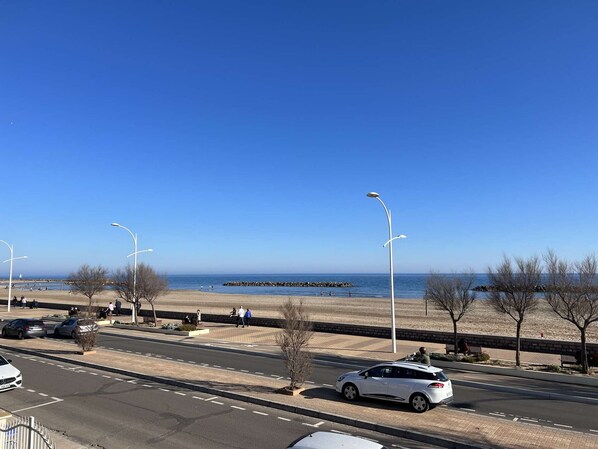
452;320;458;359
151;303;157;326
580;327;589;374
515;320;522;367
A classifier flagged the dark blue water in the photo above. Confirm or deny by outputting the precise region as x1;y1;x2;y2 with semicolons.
9;273;491;299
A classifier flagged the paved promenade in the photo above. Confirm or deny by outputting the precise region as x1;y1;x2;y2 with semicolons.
1;308;597;449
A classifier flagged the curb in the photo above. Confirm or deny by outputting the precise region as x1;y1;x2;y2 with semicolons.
0;343;484;449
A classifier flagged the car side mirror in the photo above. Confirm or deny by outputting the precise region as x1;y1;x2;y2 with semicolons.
362;371;369;379
7;359;12;363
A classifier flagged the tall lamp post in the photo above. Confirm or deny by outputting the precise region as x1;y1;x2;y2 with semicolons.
111;223;152;323
0;240;28;313
366;192;406;354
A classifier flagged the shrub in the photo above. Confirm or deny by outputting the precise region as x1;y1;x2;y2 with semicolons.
545;364;561;372
461;356;476;363
75;330;98;352
176;324;197;332
476;352;491;362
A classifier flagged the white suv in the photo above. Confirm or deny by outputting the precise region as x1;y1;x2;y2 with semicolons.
335;361;453;413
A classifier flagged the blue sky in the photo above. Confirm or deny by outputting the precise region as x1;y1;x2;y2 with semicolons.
1;1;597;276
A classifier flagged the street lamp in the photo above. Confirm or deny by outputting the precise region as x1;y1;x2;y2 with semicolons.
0;240;28;313
111;223;152;323
366;192;407;354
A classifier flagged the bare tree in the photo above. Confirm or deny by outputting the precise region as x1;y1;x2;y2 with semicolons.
545;251;598;374
67;264;108;317
488;256;542;367
425;272;477;357
112;266;138;323
136;263;169;325
275;298;313;391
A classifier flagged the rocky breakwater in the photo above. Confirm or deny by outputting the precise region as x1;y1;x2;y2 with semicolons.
223;281;353;288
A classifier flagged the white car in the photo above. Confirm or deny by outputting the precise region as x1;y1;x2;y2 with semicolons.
0;355;22;391
335;361;453;413
286;431;388;449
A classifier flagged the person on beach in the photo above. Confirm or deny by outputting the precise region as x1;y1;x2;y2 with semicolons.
21;297;27;308
115;299;122;315
229;307;236;324
245;308;252;327
237;306;245;328
196;309;201;325
108;302;114;316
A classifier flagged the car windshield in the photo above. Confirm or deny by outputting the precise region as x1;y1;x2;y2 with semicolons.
0;356;8;366
432;370;449;382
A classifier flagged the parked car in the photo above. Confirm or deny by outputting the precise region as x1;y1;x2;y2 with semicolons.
286;431;388;449
335;361;453;413
0;354;22;391
54;318;99;339
1;319;47;339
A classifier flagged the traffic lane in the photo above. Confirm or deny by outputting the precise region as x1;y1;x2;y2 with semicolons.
451;383;598;432
447;369;598;400
7;352;436;449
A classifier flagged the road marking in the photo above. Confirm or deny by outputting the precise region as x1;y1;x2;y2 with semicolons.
192;396;204;400
213;365;221;368
135;352;142;355
490;412;506;417
323;384;333;387
102;375;111;378
226;367;235;370
305;381;315;384
177;359;185;362
554;424;572;429
27;389;36;393
460;408;476;412
189;361;196;364
303;421;325;428
253;411;268;416
114;378;124;382
142;384;153;388
231;406;246;410
513;417;519;422
520;418;538;423
255;372;264;375
175;392;186;396
241;369;249;373
11;398;63;413
159;388;170;392
204;396;218;401
127;380;137;384
90;372;98;376
212;401;224;405
277;417;291;421
39;393;48;397
78;370;87;373
590;429;598;433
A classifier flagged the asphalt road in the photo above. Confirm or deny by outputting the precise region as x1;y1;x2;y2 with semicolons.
2;351;438;449
87;330;598;433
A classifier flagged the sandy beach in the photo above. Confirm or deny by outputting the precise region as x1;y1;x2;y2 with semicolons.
5;287;597;343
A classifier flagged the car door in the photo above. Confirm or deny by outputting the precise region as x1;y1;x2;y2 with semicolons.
5;320;20;337
359;365;393;398
387;367;417;402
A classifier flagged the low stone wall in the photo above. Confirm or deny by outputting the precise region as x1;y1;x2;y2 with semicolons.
5;300;596;356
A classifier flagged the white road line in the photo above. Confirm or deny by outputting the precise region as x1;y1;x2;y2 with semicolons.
231;406;246;410
490;412;506;417
189;361;196;364
142;384;153;388
90;372;98;376
27;389;36;393
240;369;249;373
78;370;87;373
204;396;218;401
192;396;204;400
102;375;111;378
590;429;598;433
520;418;538;423
47;362;54;365
212;401;224;405
51;397;61;401
302;421;325;428
554;424;573;429
460;408;476;412
108;347;114;350
323;383;333;387
38;361;46;364
253;411;268;416
277;417;291;421
305;381;315;384
11;398;63;413
255;372;264;375
513;417;519;422
39;393;48;397
159;388;170;392
127;380;137;384
177;359;185;362
56;365;64;368
226;367;235;370
135;352;142;355
213;365;221;368
175;392;186;396
114;378;124;382
270;374;279;378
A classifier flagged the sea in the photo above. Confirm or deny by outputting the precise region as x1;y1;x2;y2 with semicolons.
5;273;492;299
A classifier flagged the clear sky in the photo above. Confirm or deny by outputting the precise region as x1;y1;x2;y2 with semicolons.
1;1;597;276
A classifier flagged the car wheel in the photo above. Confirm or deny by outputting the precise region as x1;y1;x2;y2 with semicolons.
342;383;359;401
71;331;77;339
54;329;60;337
17;331;24;340
1;328;6;338
410;393;430;413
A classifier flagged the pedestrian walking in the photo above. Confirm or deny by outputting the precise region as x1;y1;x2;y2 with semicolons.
229;307;236;324
115;299;122;315
245;308;252;327
108;302;114;316
196;309;201;325
237;306;245;328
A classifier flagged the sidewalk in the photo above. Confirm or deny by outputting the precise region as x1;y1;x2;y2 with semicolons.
1;309;597;449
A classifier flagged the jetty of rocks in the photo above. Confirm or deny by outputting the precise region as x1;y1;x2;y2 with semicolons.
223;281;353;288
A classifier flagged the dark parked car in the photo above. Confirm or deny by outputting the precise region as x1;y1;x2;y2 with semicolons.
54;318;99;338
2;319;47;339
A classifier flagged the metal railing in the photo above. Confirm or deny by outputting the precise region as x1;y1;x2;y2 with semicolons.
0;416;55;449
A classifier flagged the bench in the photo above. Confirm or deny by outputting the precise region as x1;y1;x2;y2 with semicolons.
445;343;483;356
142;316;162;326
561;354;578;368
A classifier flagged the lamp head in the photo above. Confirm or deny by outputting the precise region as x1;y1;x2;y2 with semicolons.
398;235;407;239
366;192;379;198
111;223;120;227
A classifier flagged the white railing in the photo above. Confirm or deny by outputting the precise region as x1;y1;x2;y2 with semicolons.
0;416;55;449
